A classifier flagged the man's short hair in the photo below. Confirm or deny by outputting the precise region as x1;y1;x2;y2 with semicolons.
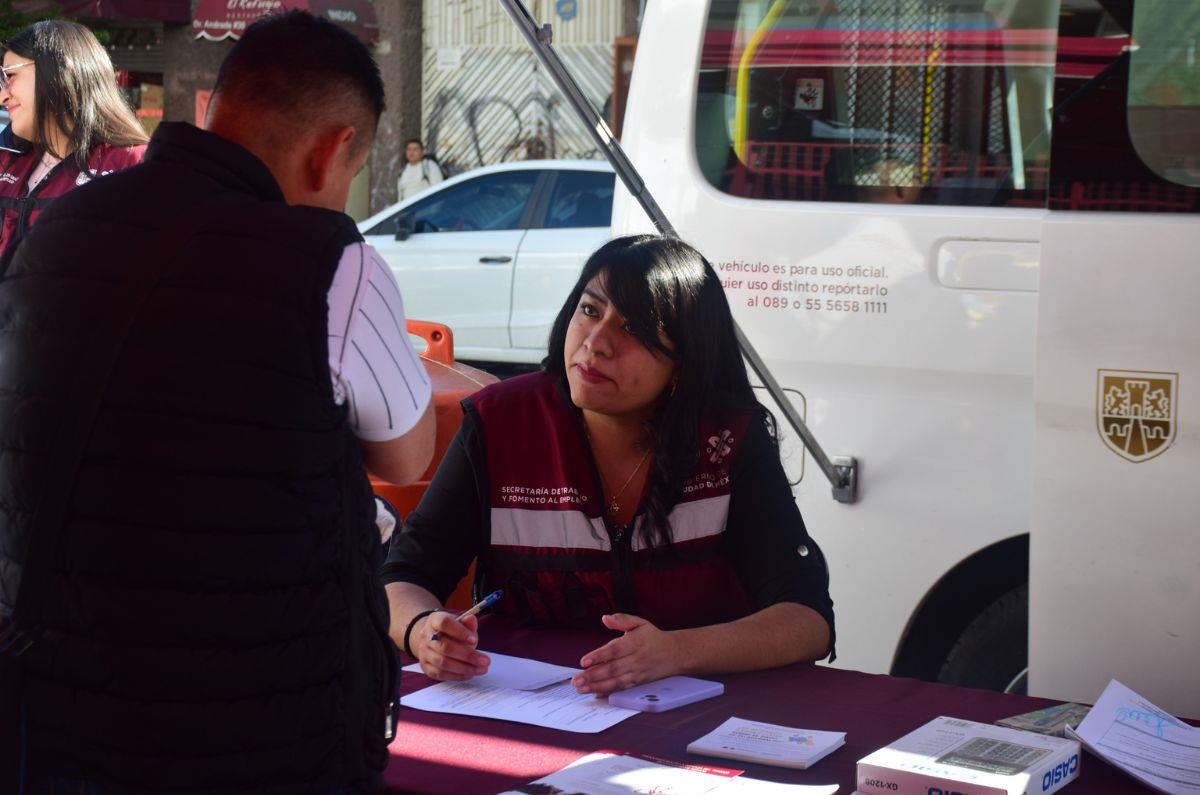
405;138;424;149
212;11;385;152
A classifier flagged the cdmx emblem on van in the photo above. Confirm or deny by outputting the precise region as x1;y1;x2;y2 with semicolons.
1097;370;1178;463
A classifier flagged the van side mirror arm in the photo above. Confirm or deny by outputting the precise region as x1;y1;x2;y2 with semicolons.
499;0;858;504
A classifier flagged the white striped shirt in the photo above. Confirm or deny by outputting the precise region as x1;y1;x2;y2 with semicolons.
327;243;432;442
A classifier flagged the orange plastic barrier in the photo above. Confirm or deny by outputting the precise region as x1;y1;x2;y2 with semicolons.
371;320;496;610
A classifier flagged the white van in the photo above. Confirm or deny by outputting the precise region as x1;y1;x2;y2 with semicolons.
613;0;1199;714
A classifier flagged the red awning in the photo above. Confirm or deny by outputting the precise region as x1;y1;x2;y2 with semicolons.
193;0;379;44
14;0;190;22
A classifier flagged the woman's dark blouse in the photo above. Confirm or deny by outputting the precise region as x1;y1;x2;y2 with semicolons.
383;399;835;658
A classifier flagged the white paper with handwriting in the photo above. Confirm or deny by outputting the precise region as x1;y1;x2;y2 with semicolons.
402;679;637;733
1067;679;1200;794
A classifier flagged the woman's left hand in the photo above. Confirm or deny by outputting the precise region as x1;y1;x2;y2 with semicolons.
571;613;684;696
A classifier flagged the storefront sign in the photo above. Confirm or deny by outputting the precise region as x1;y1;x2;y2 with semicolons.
193;0;379;44
15;0;190;22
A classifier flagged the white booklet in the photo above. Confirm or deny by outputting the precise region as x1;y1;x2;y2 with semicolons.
402;650;579;691
497;751;840;794
1066;679;1200;794
688;717;846;770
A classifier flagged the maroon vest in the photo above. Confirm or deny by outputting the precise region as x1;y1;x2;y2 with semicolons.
0;141;145;259
470;372;754;630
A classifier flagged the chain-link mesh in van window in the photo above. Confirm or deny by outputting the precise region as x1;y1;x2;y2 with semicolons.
843;0;946;187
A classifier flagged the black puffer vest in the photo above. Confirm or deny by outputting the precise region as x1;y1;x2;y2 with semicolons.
0;122;393;793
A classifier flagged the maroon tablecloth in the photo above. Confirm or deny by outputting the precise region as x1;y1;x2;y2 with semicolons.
384;624;1153;794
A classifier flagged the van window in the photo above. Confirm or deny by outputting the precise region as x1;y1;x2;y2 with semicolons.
1046;0;1198;213
696;0;1058;207
1128;0;1200;188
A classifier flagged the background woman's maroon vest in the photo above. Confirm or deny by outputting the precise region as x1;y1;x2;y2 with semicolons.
470;372;754;630
0;141;145;260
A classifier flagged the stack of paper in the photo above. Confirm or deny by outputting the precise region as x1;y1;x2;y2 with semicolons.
688;717;845;770
402;652;639;733
1066;679;1200;794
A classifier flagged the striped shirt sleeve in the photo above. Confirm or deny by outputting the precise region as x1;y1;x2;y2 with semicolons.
327;242;432;441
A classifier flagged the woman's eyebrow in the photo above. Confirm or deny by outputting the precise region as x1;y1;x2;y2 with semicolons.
582;287;609;305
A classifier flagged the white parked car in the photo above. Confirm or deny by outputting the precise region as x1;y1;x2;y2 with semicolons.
359;160;615;364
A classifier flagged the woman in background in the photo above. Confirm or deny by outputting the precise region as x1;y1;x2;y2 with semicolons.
0;19;147;259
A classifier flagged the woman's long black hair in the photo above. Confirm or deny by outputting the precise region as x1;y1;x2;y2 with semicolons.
545;234;773;550
5;20;148;171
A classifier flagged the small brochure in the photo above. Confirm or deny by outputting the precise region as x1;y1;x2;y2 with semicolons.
1066;679;1200;794
497;751;840;794
855;716;1081;795
996;703;1091;738
688;717;845;770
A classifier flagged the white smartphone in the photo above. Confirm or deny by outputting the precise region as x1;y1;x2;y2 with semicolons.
608;676;725;712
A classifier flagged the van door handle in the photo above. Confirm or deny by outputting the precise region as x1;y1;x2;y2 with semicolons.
479;255;512;264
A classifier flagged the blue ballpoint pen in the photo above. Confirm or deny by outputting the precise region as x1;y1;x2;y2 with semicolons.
429;589;503;642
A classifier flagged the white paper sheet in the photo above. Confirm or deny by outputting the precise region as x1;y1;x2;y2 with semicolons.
496;751;840;794
402;679;637;733
402;651;580;690
1067;679;1200;794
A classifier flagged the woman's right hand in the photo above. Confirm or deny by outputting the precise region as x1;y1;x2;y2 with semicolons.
412;611;491;681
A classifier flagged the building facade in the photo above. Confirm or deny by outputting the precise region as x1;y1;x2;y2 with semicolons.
420;0;630;176
10;1;639;219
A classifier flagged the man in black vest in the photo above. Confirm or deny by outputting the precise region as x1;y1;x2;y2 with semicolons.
0;12;434;794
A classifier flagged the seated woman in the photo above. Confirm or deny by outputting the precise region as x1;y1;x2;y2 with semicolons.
384;234;834;696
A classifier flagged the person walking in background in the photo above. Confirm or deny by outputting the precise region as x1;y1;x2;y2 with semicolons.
0;11;434;793
396;136;443;200
0;20;147;260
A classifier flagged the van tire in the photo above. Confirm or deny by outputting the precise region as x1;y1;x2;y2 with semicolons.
936;584;1028;694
